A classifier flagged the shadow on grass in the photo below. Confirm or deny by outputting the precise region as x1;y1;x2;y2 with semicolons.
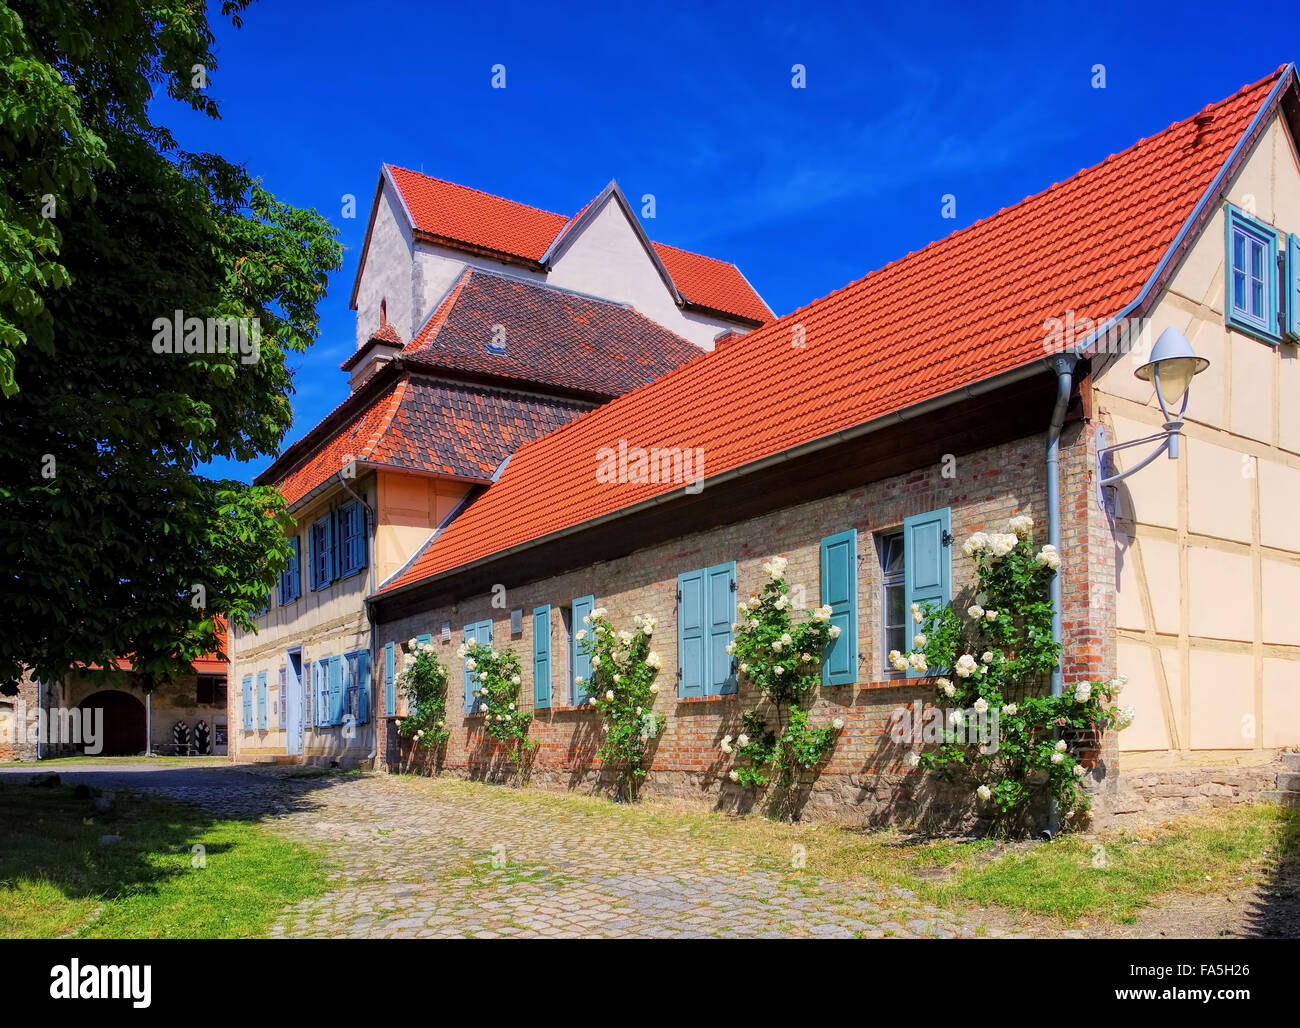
0;766;341;938
1237;805;1300;938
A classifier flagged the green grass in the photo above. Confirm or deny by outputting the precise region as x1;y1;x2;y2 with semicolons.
3;755;228;769
0;780;327;938
399;775;1299;924
945;805;1298;922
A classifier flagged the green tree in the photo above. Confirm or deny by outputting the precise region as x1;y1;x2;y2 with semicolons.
0;1;343;691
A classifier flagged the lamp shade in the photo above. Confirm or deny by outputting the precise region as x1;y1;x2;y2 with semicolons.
1134;327;1210;411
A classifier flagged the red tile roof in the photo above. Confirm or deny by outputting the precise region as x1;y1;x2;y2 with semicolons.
402;268;706;397
275;376;590;506
386;166;770;324
382;68;1288;594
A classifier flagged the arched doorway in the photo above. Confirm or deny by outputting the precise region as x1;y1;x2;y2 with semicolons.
78;691;146;756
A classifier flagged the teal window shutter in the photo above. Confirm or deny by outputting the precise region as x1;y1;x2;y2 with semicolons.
820;530;859;686
256;671;268;730
357;649;371;724
328;657;344;725
533;605;552;709
705;562;737;695
570;597;594;705
676;570;706;698
1287;234;1300;340
903;507;952;679
241;674;254;732
384;641;396;717
280;536;300;604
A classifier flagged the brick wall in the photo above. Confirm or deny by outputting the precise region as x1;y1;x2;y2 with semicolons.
377;425;1116;827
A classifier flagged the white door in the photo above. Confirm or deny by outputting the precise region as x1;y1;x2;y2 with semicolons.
285;651;304;756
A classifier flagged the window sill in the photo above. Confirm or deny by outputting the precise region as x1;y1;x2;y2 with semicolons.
1226;316;1282;346
676;694;738;705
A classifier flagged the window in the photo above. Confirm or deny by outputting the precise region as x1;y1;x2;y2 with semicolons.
277;666;287;729
280;536;301;604
302;658;313;727
878;531;906;673
310;514;334;590
462;620;493;712
343;649;371;725
196;675;227;705
314;655;344;727
820;530;859;686
676;564;736;698
570;596;594;705
533;605;553;709
1226;205;1280;340
337;501;367;578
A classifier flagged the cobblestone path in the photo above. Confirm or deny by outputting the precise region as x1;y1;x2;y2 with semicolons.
1;764;1054;939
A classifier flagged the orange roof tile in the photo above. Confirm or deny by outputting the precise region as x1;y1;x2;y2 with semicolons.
385;166;770;324
383;67;1289;594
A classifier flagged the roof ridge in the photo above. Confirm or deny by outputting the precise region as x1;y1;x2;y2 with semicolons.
384;163;570;223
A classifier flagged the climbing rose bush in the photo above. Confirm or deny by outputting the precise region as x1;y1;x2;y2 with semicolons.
395;639;450;749
461;640;534;756
897;515;1131;826
578;608;665;801
723;555;845;814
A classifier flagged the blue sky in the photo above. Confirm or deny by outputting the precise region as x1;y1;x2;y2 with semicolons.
176;0;1300;482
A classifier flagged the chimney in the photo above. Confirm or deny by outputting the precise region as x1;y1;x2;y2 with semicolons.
345;305;404;392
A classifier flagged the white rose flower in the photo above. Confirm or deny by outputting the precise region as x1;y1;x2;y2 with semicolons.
738;663;749;674
963;532;991;557
574;675;585;685
774;665;785;676
937;677;955;697
737;733;749;748
982;651;995;664
955;654;978;678
828;625;841;639
576;629;587;641
737;601;748;614
605;690;615;702
910;602;924;624
618;630;633;644
1054;739;1067;752
781;633;793;646
511;674;521;685
951;709;965;725
907;751;921;767
977;784;992;801
728;769;740;782
721;735;733;754
966;604;985;620
465;658;477;671
588;696;597;706
913;633;927;648
643;625;654;637
1072;764;1086;778
908;652;928;673
1111;704;1136;731
1074;682;1092;703
1001;703;1018;716
591;655;601;667
649;683;660;694
990;532;1017;558
1035;544;1062;571
725;641;736;654
973;697;989;713
832;717;845;730
408;638;418;650
1008;514;1034;537
772;640;783;652
984;609;998;622
647;652;662;669
1050;751;1064;764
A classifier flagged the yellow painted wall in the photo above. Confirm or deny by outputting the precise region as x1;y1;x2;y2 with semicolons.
1096;112;1300;767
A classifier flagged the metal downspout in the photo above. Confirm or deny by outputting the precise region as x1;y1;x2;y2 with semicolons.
1044;353;1078;837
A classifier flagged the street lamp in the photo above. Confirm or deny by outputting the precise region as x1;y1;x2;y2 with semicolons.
1097;326;1210;504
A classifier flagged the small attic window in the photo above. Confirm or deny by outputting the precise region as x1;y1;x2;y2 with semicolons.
1225;205;1279;342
